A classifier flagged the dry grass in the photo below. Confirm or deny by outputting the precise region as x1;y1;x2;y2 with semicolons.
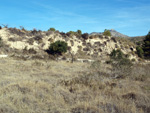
0;58;150;113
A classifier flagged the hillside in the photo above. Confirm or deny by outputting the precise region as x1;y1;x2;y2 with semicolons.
0;28;137;61
0;27;150;113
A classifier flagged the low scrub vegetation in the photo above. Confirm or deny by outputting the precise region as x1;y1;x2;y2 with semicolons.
0;54;149;113
47;40;68;56
107;49;133;78
136;46;144;58
48;27;56;32
8;27;26;36
66;30;82;37
0;26;149;113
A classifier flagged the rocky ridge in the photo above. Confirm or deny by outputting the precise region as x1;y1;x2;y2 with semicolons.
91;29;129;38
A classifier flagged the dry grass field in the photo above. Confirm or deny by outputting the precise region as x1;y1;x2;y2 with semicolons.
0;57;150;113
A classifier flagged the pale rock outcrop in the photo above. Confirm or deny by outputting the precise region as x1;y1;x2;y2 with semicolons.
0;28;138;60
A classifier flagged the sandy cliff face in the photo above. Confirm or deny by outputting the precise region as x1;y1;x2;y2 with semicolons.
0;28;137;60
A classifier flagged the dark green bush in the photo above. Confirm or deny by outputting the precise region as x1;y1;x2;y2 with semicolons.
136;46;144;58
110;49;132;66
110;49;124;60
48;40;68;55
142;31;150;59
82;33;89;39
0;37;4;47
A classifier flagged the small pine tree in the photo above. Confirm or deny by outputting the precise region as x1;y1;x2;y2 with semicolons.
77;30;82;35
103;29;111;36
143;31;150;59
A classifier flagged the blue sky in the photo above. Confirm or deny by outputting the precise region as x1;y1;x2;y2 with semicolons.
0;0;150;36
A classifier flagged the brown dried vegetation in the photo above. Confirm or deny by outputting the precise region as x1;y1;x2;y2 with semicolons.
0;58;149;113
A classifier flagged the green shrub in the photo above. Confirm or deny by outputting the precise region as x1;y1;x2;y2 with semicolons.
48;40;68;55
110;49;124;60
110;49;132;65
136;46;144;58
66;31;76;36
66;30;82;37
0;37;4;47
48;28;56;32
67;31;80;36
103;29;111;36
0;26;2;29
142;31;150;59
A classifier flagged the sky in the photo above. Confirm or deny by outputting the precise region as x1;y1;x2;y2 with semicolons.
0;0;150;36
